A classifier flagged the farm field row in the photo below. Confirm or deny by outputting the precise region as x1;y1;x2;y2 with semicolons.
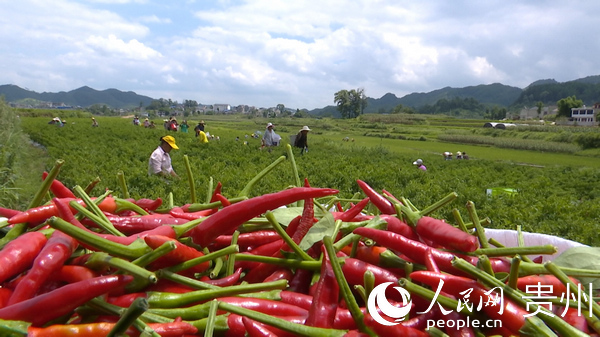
12;116;600;247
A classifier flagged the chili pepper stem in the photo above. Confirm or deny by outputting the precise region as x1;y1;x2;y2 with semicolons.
452;257;587;337
117;170;130;199
218;301;347;337
472;245;557;257
225;231;240;275
466;201;489;249
132;241;177;267
204;299;219;337
286;143;304;207
233;254;322;270
48;216;149;259
86;252;158;284
507;255;521;289
544;261;600;318
265;211;314;261
0;160;63;248
323;236;376;336
107;297;148;337
114;198;149;215
166;244;238;274
156;269;219;290
237;155;286;198
147;279;288;308
418;192;458;217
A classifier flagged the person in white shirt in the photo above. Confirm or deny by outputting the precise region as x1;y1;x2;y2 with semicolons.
148;136;180;178
261;122;280;151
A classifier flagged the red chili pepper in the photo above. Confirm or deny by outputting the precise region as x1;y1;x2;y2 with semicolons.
93;214;189;234
0;231;47;284
353;227;477;276
8;197;119;225
0;206;22;219
340;243;387;266
288;268;313;294
132;197;163;212
212;230;281;250
27;321;197;337
189;187;339;247
218;296;309;317
413;216;480;252
279;290;313;310
356;179;396;215
305;245;339;328
199;267;243;287
242;316;280;337
49;265;98;284
234;239;285;270
379;214;420;241
381;189;402;204
341;258;405;302
0;288;12;309
516;274;580;297
144;235;209;273
169;206;213;221
561;306;590;334
107;292;147;307
424;247;440;273
42;171;77;199
290;179;315;244
410;271;528;335
54;197;177;245
334;197;370;222
0;274;133;326
263;268;294;283
8;230;78;305
364;313;429;336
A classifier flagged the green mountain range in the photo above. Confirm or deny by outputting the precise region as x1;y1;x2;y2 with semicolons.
0;85;154;109
2;74;600;114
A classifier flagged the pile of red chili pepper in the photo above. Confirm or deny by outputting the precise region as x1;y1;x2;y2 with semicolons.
0;158;598;337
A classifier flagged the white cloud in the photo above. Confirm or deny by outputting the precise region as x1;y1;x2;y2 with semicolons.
1;0;600;109
84;35;162;60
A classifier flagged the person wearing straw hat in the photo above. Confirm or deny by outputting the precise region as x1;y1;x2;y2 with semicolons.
294;125;311;155
261;122;279;151
148;135;180;178
91;117;99;127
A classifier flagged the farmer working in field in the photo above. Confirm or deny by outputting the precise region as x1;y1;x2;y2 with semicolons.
148;135;180;178
294;125;311;155
262;122;280;152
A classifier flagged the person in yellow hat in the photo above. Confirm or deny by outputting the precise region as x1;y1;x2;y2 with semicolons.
148;135;180;178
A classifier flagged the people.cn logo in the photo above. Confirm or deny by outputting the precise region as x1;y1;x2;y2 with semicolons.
367;282;412;326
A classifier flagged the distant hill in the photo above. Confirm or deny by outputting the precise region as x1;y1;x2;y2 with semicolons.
0;85;154;109
310;75;600;116
311;83;522;117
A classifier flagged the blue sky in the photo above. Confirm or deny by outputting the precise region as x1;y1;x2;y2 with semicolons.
1;0;599;110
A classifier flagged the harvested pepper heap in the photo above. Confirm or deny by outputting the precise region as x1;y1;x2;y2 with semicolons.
0;153;598;337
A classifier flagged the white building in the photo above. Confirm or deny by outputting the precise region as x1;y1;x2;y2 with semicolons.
570;103;599;126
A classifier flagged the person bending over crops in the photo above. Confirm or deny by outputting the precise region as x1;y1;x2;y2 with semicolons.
294;125;311;155
413;158;427;171
148;136;180;179
262;122;280;151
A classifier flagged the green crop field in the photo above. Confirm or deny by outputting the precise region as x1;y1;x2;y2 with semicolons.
2;106;600;246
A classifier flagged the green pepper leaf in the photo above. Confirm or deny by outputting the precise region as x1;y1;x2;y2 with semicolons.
270;207;303;227
0;319;30;336
298;212;335;251
553;246;600;288
271;206;328;228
